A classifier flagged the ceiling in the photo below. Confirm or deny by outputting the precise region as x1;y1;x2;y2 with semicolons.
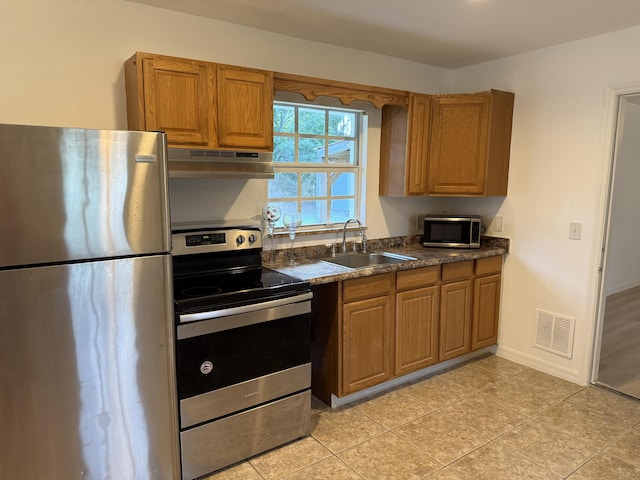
129;0;640;69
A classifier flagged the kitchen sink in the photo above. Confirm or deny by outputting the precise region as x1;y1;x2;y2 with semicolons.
320;252;416;269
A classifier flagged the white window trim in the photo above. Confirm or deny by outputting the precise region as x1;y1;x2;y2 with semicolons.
270;101;366;232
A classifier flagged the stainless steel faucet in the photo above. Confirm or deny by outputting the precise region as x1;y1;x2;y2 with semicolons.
342;218;367;253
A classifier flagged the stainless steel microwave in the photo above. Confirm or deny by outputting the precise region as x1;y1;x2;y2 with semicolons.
423;215;482;249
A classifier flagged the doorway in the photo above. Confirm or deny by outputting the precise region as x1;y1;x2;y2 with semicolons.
594;93;640;399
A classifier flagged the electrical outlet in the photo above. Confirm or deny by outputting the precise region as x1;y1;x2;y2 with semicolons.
494;215;504;233
569;222;582;240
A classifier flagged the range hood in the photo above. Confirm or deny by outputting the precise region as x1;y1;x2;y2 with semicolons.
167;148;274;179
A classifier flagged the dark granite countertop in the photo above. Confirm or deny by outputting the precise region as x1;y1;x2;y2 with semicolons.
265;236;509;285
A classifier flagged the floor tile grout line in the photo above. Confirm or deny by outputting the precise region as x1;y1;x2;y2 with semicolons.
402;368;594;477
211;357;640;479
491;441;568;479
605;449;640;469
310;426;389;455
493;422;599;479
270;446;360;480
514;394;640;479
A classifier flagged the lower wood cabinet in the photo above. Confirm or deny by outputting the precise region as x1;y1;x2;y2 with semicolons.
342;295;394;394
310;256;503;404
341;273;394;396
439;261;473;362
396;267;439;375
472;256;503;350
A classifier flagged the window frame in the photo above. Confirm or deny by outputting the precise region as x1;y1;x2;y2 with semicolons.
269;101;365;232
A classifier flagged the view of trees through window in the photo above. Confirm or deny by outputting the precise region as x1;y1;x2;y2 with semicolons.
268;102;362;229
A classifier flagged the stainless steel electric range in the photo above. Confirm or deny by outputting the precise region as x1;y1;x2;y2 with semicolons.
171;221;312;479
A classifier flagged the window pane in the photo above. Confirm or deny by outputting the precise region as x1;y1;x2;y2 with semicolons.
299;107;325;135
327;140;355;164
269;102;362;232
268;172;298;198
301;172;327;197
330;199;355;224
329;111;355;137
298;137;325;163
301;200;326;226
330;172;355;196
279;202;301;227
274;105;295;133
274;136;295;163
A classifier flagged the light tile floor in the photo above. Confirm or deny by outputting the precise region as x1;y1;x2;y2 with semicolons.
206;355;640;480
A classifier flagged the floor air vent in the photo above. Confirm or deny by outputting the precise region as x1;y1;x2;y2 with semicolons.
534;309;575;358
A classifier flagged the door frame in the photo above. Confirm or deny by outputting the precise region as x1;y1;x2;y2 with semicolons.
586;82;640;385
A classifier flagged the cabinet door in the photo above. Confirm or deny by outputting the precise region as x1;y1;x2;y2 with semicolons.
342;295;394;395
141;56;212;146
439;278;472;361
216;67;273;150
407;94;432;195
472;273;501;350
428;94;490;195
396;285;438;375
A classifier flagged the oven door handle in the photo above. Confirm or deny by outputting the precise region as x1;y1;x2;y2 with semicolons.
177;291;313;339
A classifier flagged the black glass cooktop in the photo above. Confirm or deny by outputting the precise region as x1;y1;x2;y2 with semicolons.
173;267;309;314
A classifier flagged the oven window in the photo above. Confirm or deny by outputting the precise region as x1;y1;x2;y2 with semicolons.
176;315;310;399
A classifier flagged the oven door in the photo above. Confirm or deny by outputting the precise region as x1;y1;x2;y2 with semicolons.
175;292;312;428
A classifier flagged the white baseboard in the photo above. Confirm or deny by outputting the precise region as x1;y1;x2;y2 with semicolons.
495;345;584;385
605;280;640;296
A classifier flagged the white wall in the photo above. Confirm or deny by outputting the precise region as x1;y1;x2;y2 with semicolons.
0;0;452;246
604;98;640;294
3;0;639;384
453;25;640;383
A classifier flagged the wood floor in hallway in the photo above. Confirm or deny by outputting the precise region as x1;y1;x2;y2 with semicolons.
597;285;640;399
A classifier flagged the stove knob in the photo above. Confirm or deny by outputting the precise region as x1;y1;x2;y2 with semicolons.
248;234;257;243
236;235;245;245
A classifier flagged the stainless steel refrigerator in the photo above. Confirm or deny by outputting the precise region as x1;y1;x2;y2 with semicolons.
0;124;180;478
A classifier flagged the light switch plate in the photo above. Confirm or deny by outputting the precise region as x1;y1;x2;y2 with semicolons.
494;215;504;233
569;222;582;240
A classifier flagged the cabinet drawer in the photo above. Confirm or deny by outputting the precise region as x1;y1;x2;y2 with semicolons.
441;260;473;282
343;273;394;303
475;256;503;276
397;266;439;291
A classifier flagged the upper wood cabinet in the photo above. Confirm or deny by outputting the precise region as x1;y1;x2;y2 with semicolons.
126;54;212;146
216;66;273;149
380;93;431;196
380;89;514;197
124;52;273;151
428;90;513;195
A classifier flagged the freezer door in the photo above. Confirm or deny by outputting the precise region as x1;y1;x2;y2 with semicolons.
0;124;171;267
0;255;180;479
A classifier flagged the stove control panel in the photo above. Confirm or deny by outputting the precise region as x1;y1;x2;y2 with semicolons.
172;227;262;256
185;232;226;247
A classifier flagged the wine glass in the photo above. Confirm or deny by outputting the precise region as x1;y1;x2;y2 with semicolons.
262;205;281;236
282;211;302;264
262;205;281;262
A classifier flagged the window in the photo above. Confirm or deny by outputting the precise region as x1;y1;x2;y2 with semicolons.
268;101;364;230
